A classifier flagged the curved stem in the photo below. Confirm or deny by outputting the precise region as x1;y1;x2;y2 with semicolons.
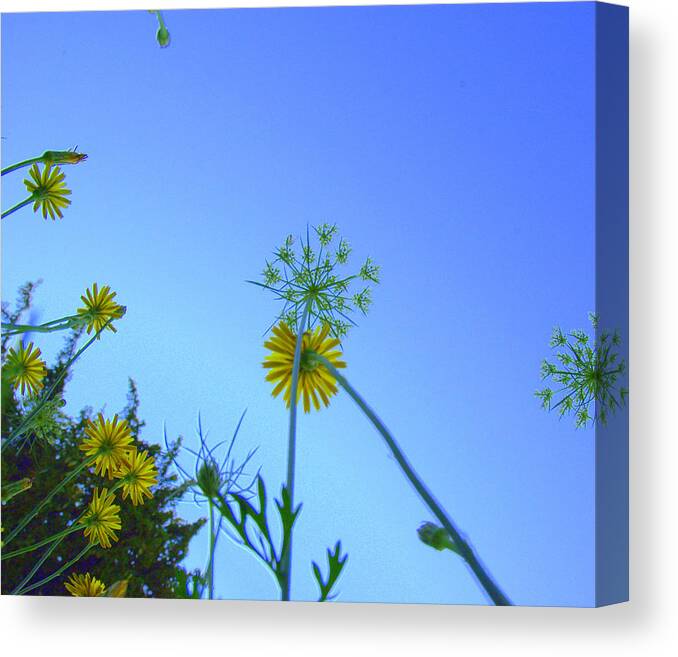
2;196;34;219
280;298;312;601
1;524;81;560
309;353;512;606
15;543;94;595
2;459;92;547
1;157;41;176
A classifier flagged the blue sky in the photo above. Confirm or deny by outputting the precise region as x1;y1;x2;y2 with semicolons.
2;3;598;605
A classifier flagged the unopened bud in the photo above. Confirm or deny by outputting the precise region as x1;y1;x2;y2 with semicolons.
417;522;458;553
157;26;170;48
197;461;221;498
41;149;88;165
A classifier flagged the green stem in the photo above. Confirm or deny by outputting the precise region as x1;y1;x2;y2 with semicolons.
2;524;81;560
309;353;512;606
155;10;167;31
1;157;42;176
207;499;216;599
2;459;92;547
11;532;67;594
2;319;113;452
2;314;82;336
15;543;94;595
1;196;34;219
280;298;312;601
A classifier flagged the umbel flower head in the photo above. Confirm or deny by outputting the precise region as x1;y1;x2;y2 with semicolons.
81;488;122;549
23;163;72;220
113;447;158;506
536;313;628;428
76;283;126;335
2;341;46;396
251;223;380;338
80;413;134;478
65;572;106;597
264;321;346;413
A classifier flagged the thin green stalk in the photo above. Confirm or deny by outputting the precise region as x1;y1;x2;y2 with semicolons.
2;196;34;219
9;504;92;594
2;524;81;560
11;532;67;594
1;157;42;176
14;543;93;595
310;352;512;606
2;459;92;547
2;319;113;452
207;499;216;599
280;298;312;601
2;314;82;336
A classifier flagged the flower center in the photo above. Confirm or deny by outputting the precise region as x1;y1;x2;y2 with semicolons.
300;350;319;373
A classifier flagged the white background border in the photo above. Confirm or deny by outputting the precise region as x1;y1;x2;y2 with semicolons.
1;0;676;655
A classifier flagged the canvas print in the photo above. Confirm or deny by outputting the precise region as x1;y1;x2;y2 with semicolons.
0;2;629;606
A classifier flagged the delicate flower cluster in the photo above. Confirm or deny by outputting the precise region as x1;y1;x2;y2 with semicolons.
78;413;158;548
536;313;628;428
263;321;347;413
254;224;380;338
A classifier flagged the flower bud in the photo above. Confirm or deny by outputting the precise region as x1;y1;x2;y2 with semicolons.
41;149;88;165
417;522;458;552
157;26;170;48
196;461;221;498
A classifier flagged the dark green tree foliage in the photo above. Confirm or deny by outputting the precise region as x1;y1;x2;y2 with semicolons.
1;285;203;597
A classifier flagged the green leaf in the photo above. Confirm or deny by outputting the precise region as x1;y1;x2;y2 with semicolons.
312;540;348;602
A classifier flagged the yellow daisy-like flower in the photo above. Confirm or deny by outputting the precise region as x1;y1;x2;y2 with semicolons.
76;283;125;335
3;341;47;396
263;322;346;413
23;163;72;220
114;448;158;506
64;572;107;597
81;488;121;549
80;413;134;479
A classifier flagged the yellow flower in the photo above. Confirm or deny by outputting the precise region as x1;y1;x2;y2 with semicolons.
80;413;134;478
263;322;346;413
3;341;47;396
81;488;121;549
65;572;106;597
114;448;158;506
23;163;72;220
76;283;125;335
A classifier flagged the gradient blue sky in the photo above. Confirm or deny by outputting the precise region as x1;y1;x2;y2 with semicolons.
2;3;598;606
